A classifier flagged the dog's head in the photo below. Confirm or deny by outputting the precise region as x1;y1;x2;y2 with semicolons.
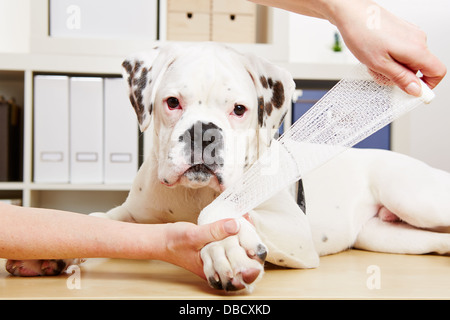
122;43;295;192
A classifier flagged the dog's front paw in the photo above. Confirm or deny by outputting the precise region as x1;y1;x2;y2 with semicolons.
5;259;77;277
200;218;267;293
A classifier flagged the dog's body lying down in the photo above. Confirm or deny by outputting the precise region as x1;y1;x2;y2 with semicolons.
7;43;450;293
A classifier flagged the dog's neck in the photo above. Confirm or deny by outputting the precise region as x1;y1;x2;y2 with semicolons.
124;144;220;224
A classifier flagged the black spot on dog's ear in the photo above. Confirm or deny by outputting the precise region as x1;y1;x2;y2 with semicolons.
133;60;143;73
129;94;145;124
134;88;144;119
122;60;133;74
265;101;273;117
149;103;153;116
260;75;268;89
123;59;154;124
257;96;265;127
271;81;285;109
133;67;148;89
122;61;133;87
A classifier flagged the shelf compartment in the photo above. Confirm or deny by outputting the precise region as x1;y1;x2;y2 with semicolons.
29;189;129;214
0;70;24;183
0;189;22;205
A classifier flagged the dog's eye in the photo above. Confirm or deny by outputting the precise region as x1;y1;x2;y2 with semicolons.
233;104;247;117
167;97;180;109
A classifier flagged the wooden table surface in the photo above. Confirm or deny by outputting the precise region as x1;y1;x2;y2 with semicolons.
1;250;449;300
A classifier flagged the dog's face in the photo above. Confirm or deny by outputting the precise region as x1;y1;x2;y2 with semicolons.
123;43;295;192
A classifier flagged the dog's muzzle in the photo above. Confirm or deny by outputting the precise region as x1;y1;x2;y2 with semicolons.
179;121;225;185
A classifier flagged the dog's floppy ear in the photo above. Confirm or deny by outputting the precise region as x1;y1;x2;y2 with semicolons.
122;45;178;132
242;52;296;147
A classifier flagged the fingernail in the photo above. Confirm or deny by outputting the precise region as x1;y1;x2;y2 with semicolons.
224;219;240;234
405;82;422;97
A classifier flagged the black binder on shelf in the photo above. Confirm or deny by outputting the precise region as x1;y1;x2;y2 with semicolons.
0;97;23;182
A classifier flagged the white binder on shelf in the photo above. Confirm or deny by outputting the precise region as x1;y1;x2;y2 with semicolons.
70;77;104;184
33;75;70;183
104;78;138;184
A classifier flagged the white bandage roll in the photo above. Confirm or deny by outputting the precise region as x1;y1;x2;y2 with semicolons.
199;64;435;223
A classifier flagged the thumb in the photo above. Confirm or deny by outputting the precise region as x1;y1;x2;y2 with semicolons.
197;219;240;245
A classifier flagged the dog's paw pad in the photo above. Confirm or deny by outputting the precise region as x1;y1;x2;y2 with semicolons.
241;268;261;284
5;259;70;277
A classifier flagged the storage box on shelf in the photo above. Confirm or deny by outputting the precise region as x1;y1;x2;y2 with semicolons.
166;0;211;41
211;0;257;43
166;0;258;43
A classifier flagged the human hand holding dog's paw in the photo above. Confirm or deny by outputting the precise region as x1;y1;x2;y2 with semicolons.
200;217;268;293
162;219;241;279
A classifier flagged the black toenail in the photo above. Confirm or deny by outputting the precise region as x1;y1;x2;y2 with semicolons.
225;281;239;292
208;276;223;290
256;244;267;261
56;260;67;273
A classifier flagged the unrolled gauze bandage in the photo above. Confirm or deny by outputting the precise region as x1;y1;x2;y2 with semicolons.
199;64;435;221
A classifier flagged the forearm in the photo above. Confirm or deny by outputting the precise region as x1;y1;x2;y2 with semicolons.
0;203;166;260
248;0;348;23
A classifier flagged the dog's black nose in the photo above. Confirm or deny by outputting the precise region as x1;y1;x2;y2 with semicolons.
180;121;224;167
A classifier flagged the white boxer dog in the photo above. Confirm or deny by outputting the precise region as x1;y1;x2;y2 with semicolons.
7;43;450;293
